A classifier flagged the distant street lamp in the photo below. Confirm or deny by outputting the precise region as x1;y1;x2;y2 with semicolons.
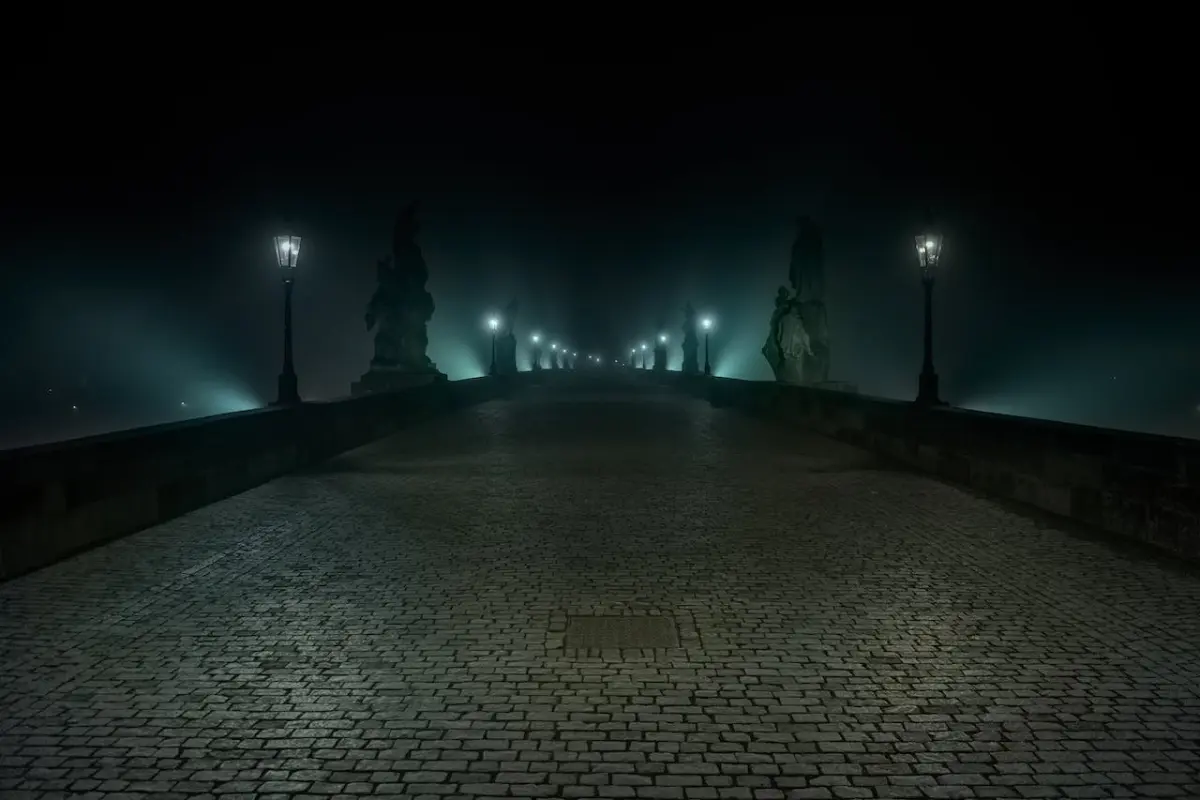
640;342;648;369
915;224;945;406
487;316;500;375
530;333;542;370
701;316;714;376
273;233;302;405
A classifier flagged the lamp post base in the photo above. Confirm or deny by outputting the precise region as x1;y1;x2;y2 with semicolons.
916;371;944;407
275;371;300;406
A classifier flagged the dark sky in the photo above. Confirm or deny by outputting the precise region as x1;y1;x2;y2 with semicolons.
3;22;1198;437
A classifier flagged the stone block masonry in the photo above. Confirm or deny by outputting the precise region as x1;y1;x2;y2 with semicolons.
0;376;511;581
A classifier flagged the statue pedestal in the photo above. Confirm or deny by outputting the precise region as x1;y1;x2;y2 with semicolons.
351;367;446;396
775;358;806;385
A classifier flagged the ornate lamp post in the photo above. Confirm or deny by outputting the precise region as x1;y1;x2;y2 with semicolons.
640;342;648;368
487;316;500;375
550;342;559;369
272;233;302;405
701;316;714;376
629;348;636;368
915;226;945;406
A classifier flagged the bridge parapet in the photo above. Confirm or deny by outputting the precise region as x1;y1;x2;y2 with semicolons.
0;377;511;581
671;374;1200;561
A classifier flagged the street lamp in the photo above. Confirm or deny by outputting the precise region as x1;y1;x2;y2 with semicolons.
272;233;302;405
530;333;542;370
487;316;500;375
915;225;945;406
701;316;714;376
640;342;648;369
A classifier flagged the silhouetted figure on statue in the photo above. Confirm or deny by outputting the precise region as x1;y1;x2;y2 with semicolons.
762;216;831;385
353;202;446;394
681;303;699;375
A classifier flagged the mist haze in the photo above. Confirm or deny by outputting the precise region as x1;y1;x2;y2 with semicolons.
3;24;1197;447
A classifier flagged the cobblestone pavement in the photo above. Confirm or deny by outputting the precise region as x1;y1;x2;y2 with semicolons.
3;382;1200;799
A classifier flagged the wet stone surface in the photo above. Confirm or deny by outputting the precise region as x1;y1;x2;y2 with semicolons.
2;381;1200;798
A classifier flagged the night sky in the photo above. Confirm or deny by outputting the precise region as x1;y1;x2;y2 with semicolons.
2;23;1197;446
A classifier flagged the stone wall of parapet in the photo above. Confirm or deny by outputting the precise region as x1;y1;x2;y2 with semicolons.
0;377;516;581
670;374;1200;562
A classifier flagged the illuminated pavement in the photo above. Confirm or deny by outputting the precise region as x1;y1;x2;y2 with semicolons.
3;381;1200;799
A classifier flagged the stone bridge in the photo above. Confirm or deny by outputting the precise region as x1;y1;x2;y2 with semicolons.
2;376;1199;798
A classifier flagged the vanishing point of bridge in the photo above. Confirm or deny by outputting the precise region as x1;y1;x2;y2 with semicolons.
2;382;1199;799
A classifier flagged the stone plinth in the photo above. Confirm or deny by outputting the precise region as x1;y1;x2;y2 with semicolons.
351;368;447;396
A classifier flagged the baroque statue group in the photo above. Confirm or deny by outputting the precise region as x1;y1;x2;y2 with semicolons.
762;216;832;385
670;215;837;386
351;202;445;395
351;202;525;396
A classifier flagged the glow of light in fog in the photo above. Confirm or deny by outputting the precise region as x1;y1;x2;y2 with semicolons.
432;344;486;380
195;381;263;414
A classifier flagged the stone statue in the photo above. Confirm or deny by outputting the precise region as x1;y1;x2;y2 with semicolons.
681;303;699;375
352;202;445;394
790;216;825;304
497;298;519;375
762;216;831;385
653;315;669;371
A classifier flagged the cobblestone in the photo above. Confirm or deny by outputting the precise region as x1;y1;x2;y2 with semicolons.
2;383;1199;798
